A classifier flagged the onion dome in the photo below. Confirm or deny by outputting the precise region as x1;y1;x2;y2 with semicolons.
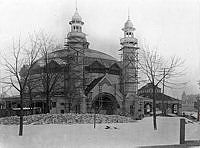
124;19;133;28
72;8;82;21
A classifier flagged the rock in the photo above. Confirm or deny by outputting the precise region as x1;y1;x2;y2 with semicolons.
0;113;135;125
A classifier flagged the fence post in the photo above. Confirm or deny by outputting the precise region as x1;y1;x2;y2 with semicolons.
180;118;185;144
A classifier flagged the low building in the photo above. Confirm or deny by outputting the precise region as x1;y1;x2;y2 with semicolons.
138;83;182;115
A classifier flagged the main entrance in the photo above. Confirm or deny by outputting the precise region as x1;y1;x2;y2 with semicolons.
92;92;120;115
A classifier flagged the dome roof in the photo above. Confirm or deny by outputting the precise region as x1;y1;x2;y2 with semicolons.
124;19;133;28
39;48;118;64
36;48;119;71
72;9;82;21
85;49;117;61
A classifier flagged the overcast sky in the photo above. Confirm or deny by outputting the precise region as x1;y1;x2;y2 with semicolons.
0;0;199;98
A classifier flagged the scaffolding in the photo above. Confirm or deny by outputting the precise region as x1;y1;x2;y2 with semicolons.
119;43;139;96
63;36;88;113
119;38;139;114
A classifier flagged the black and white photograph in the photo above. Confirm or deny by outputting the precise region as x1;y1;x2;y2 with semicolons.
0;0;200;147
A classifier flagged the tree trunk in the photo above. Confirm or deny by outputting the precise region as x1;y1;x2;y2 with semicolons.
152;85;157;130
122;99;125;115
29;89;33;115
197;106;200;121
45;72;50;114
45;54;50;114
19;93;24;136
45;93;50;113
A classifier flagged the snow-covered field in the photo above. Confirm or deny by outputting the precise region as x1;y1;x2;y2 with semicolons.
0;116;200;148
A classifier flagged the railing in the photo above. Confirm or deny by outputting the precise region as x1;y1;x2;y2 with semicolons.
67;32;86;38
120;37;137;44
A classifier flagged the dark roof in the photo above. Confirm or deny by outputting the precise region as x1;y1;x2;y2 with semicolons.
139;92;181;102
88;61;106;69
85;76;104;96
138;83;161;91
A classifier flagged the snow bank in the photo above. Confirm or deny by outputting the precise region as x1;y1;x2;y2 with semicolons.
0;113;135;125
0;116;200;148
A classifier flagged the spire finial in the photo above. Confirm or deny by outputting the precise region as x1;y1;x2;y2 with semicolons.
76;0;78;11
128;8;130;20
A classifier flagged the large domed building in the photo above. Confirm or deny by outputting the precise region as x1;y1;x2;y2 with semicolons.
2;8;144;119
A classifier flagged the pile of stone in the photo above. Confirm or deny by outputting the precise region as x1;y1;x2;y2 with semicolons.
0;116;20;125
0;113;135;125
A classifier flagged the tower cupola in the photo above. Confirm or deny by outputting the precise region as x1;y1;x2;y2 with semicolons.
124;15;134;29
69;7;84;33
120;14;137;46
122;15;135;39
66;4;89;49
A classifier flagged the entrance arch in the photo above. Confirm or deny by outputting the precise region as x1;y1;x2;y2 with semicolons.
92;92;120;115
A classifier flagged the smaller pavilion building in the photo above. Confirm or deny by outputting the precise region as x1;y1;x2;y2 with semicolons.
138;83;182;115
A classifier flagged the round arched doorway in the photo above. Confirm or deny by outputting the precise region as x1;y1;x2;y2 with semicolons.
92;92;120;115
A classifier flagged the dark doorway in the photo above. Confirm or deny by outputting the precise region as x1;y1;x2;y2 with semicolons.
144;103;152;114
172;104;178;114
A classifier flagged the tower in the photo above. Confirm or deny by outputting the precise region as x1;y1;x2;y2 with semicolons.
67;7;89;49
64;6;88;113
120;14;139;98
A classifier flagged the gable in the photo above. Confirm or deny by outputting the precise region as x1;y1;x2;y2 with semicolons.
85;76;104;96
48;60;61;69
110;63;120;71
85;75;113;96
108;63;121;75
89;61;105;69
85;61;106;73
99;77;112;86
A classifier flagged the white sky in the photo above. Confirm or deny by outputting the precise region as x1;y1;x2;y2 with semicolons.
0;0;199;98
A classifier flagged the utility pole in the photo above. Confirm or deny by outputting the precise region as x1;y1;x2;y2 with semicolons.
162;68;166;116
197;81;200;121
194;96;200;121
196;96;200;121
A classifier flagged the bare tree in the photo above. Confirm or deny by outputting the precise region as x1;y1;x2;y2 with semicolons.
40;65;63;113
2;36;40;136
139;46;185;130
37;33;63;113
26;76;40;115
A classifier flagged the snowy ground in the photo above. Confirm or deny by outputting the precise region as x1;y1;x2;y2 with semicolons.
0;116;200;148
